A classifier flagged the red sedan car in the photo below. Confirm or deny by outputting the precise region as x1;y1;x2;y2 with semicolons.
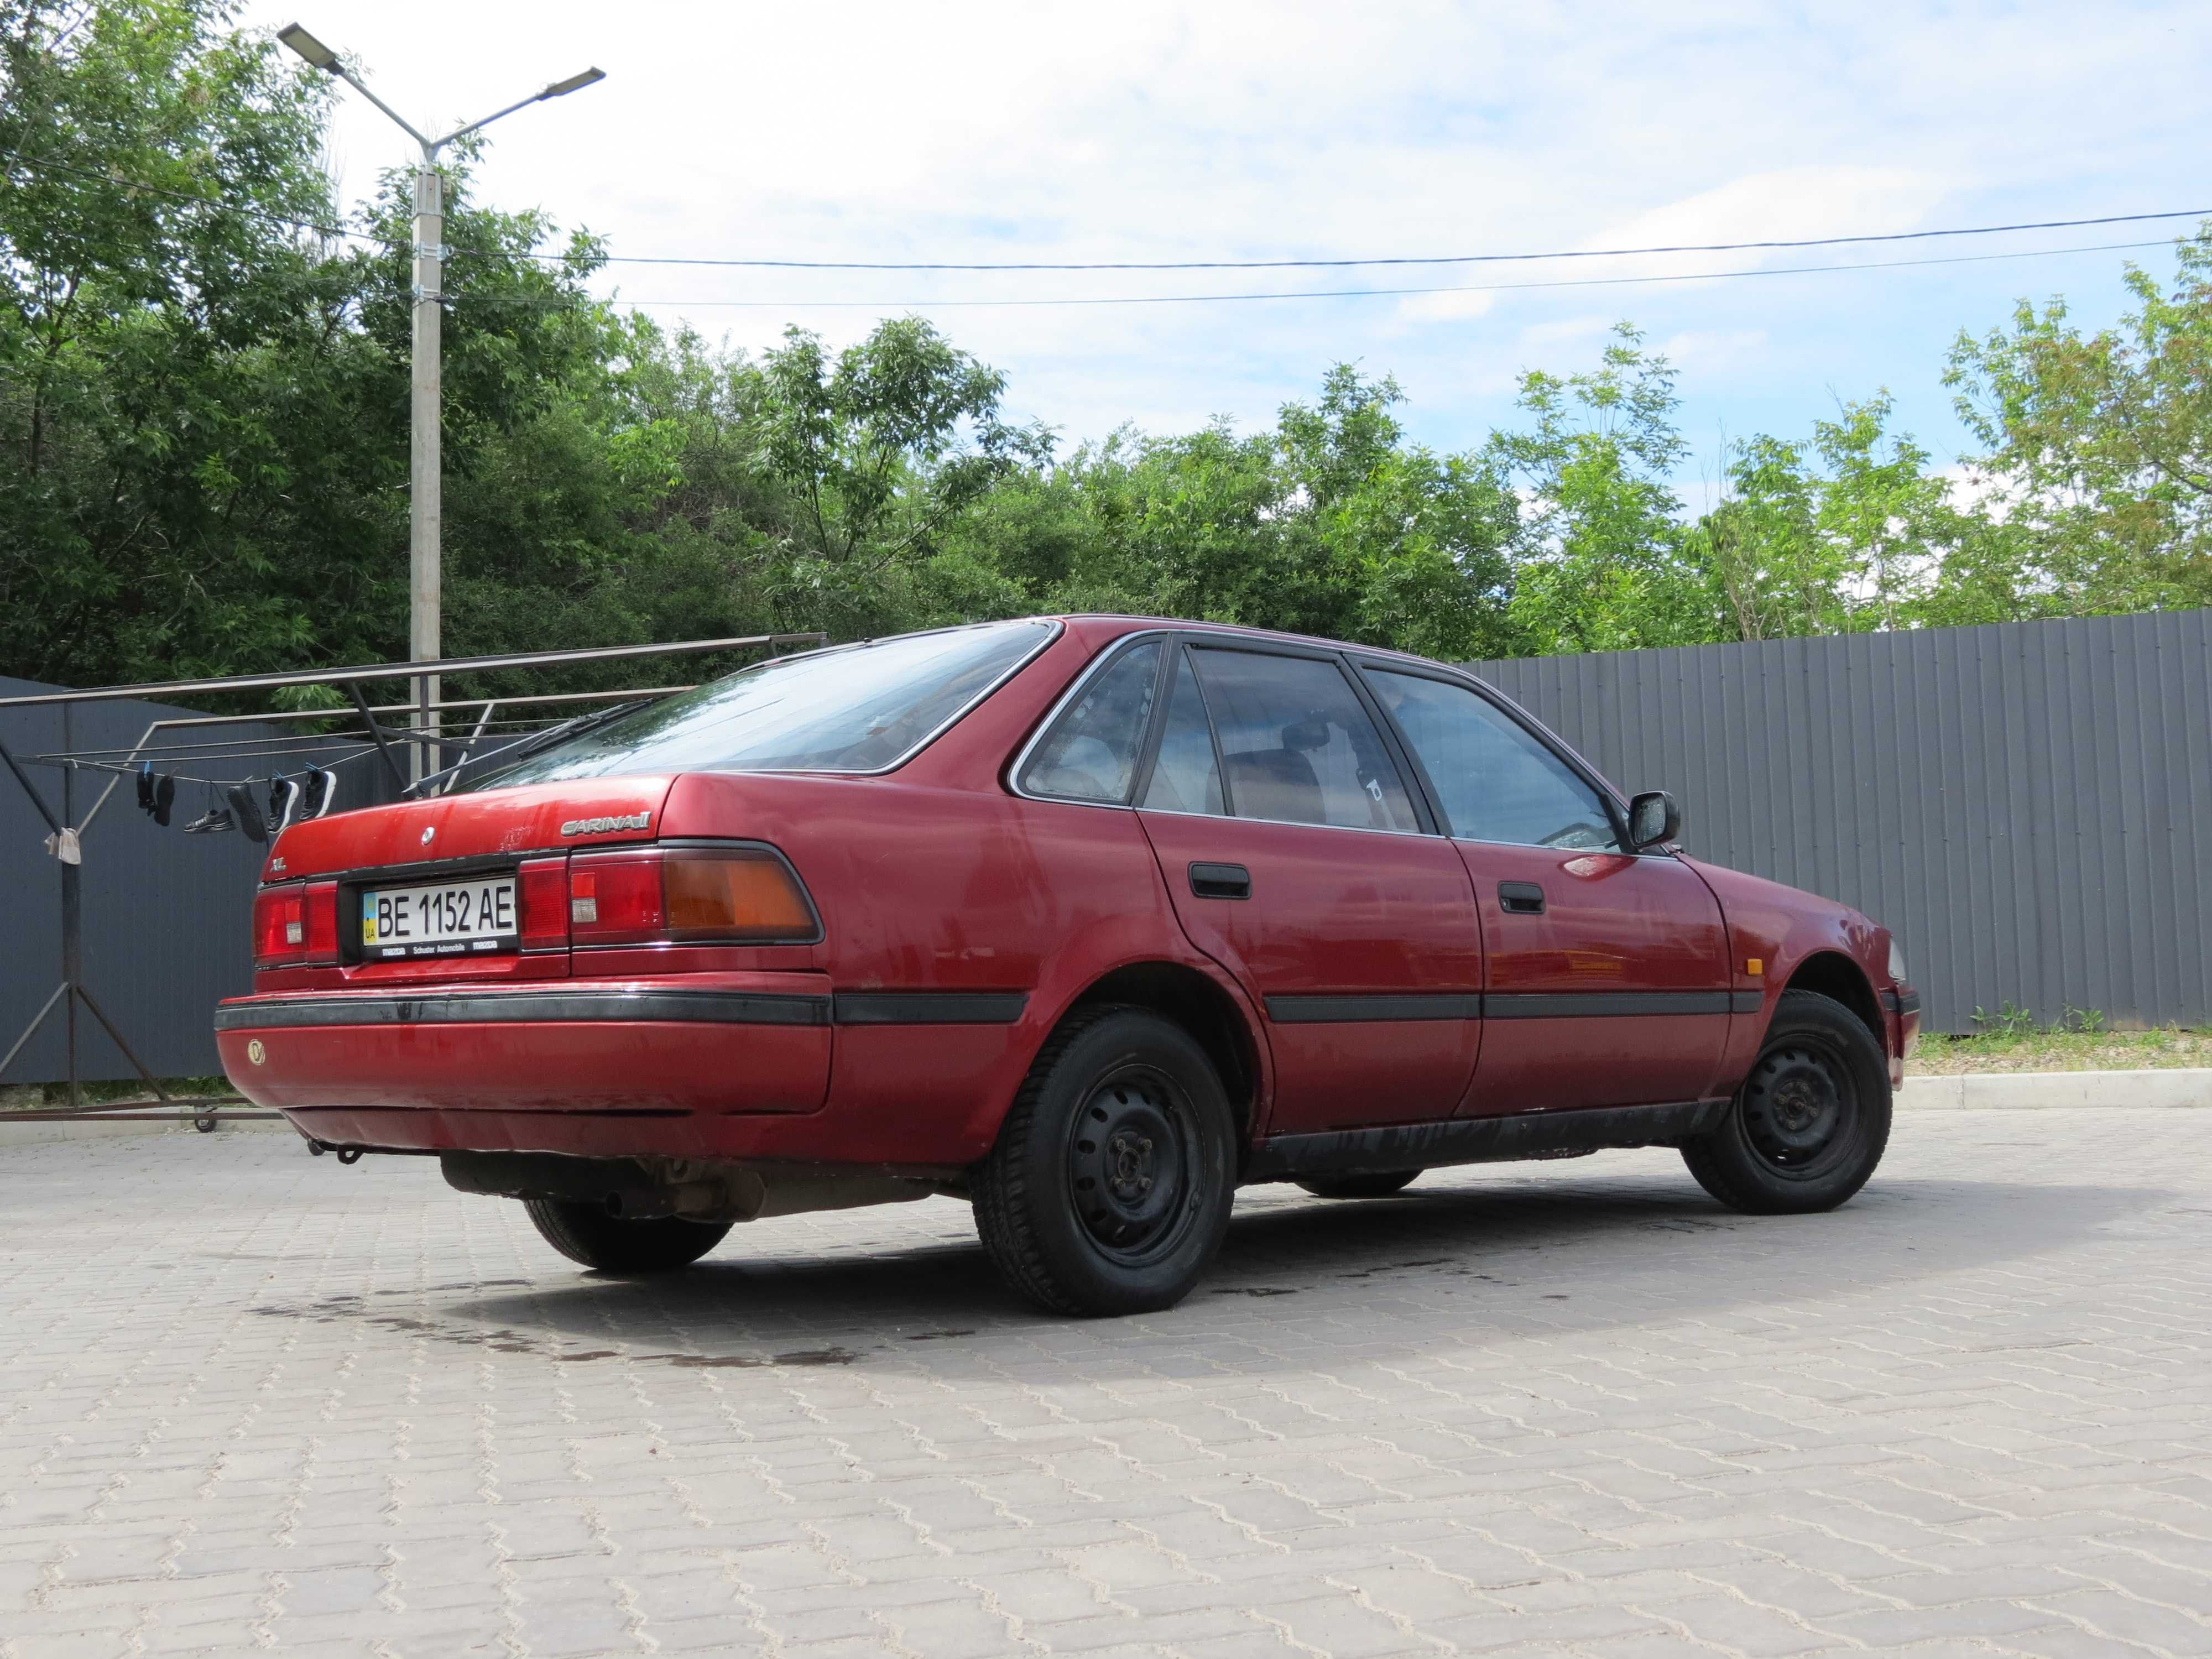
219;617;1921;1315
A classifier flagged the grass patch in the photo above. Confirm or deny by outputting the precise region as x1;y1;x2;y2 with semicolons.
1;1077;234;1110
1908;1005;2211;1074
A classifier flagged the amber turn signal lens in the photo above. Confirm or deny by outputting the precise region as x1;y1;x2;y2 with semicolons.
662;851;817;943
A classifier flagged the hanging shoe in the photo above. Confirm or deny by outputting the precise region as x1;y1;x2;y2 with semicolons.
226;782;268;844
182;806;234;834
135;764;155;816
153;773;175;827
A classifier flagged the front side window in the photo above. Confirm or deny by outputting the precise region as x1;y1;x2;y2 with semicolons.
1188;649;1420;832
1367;669;1623;851
1016;640;1162;802
471;620;1056;787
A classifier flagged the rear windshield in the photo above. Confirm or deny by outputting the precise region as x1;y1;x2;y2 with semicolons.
468;620;1057;789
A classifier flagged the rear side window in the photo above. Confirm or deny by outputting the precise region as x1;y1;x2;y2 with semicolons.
471;620;1056;787
1188;649;1420;832
1139;654;1225;816
1016;640;1162;802
1366;669;1623;851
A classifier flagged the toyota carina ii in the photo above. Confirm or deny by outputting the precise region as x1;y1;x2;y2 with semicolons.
218;617;1921;1315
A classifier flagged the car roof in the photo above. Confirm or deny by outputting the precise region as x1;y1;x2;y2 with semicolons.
1051;613;1455;674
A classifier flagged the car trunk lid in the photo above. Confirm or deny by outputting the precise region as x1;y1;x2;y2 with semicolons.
260;775;674;884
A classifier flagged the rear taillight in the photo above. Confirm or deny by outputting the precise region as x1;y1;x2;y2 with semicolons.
569;847;817;947
254;880;338;968
518;857;570;951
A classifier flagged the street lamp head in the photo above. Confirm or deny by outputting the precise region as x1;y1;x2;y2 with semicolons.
539;67;606;101
276;22;339;71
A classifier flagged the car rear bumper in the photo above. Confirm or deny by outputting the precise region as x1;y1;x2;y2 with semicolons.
215;976;835;1159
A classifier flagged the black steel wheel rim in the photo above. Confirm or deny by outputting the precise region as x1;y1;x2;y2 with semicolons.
1065;1065;1200;1266
1739;1036;1858;1180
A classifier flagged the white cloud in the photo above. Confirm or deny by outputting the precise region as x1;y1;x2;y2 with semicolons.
1394;289;1498;323
1658;329;1771;371
1520;316;1615;349
233;0;2212;474
1580;167;1955;280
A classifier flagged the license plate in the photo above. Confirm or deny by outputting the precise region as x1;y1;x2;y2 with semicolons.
359;875;518;960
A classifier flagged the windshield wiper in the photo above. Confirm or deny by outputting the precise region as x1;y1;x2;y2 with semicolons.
401;698;654;799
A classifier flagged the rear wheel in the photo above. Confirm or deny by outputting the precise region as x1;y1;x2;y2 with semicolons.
1682;989;1891;1214
973;1007;1235;1317
1296;1170;1420;1199
523;1199;732;1274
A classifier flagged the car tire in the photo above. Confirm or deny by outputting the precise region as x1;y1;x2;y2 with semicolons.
972;1006;1236;1317
1295;1170;1420;1199
523;1198;732;1274
1682;988;1892;1214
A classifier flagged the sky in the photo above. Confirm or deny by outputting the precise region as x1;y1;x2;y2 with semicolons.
236;0;2212;504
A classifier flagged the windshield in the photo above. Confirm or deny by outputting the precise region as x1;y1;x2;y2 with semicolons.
468;620;1057;789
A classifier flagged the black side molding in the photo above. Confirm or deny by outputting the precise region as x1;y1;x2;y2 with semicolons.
1245;1097;1730;1183
1879;989;1922;1016
1258;990;1762;1025
1484;990;1741;1019
1265;993;1481;1024
831;992;1028;1026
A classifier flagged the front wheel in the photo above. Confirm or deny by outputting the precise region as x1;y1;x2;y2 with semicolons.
1682;988;1891;1214
972;1007;1235;1317
524;1199;732;1274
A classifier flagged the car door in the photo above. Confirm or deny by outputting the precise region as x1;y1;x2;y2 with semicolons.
1132;640;1483;1136
1360;665;1734;1115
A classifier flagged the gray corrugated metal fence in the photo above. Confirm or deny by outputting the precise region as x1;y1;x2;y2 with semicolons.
1471;608;2212;1035
7;611;2208;1079
1;677;388;1083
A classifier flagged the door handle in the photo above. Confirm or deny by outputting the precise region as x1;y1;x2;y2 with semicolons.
1498;881;1546;915
1189;862;1252;900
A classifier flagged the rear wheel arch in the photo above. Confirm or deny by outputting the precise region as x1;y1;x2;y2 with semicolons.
1781;950;1882;1052
1047;961;1264;1148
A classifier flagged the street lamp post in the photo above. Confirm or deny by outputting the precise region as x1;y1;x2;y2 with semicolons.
277;23;603;780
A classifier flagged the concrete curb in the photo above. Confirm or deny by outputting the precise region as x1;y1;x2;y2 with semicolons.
1901;1068;2212;1109
0;1115;294;1149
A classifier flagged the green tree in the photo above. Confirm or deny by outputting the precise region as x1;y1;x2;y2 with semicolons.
957;364;1521;660
1690;435;1832;641
1944;226;2212;615
1489;324;1713;653
1808;393;1967;632
0;0;620;691
1;0;356;683
747;317;1046;635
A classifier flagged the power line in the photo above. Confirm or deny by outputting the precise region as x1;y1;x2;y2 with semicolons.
617;236;2178;311
589;207;2210;272
10;152;2206;282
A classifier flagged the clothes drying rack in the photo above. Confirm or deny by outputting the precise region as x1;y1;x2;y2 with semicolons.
0;633;826;1127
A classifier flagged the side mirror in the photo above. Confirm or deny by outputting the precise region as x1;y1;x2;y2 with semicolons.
1627;790;1681;851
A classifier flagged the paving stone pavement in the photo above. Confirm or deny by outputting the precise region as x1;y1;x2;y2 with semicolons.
2;1107;2209;1658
